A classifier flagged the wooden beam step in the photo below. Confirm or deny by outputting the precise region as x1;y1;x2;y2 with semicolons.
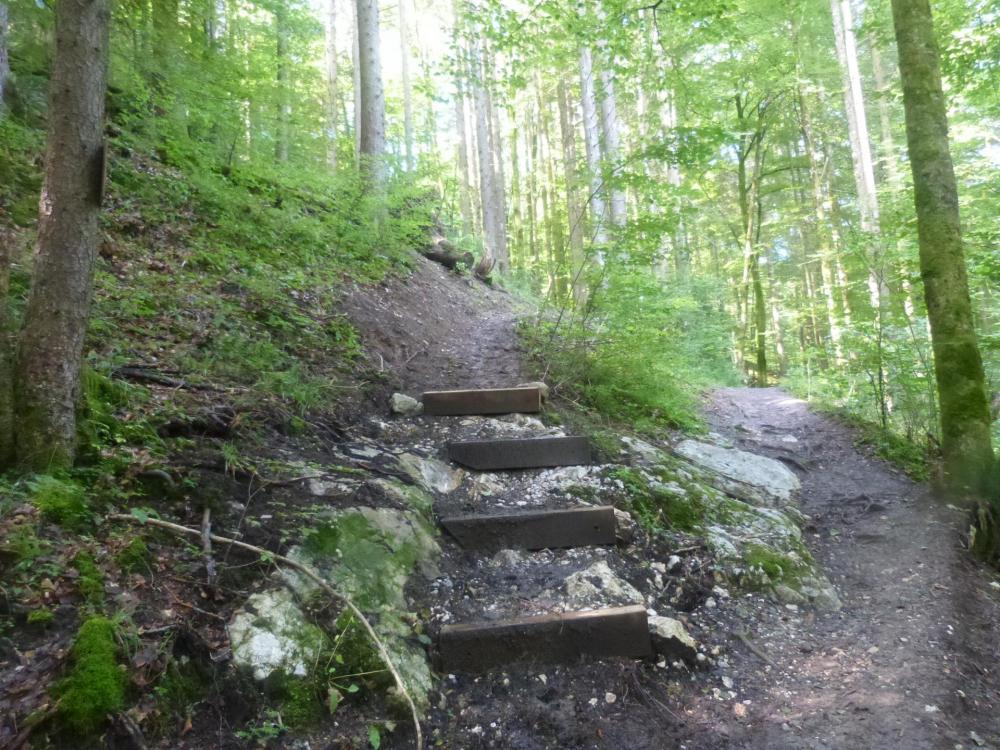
421;386;542;416
440;506;616;551
437;605;652;672
447;436;591;470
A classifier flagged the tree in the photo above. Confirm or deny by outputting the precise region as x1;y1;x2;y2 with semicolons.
325;0;339;168
12;0;112;470
889;0;994;492
275;2;291;162
356;0;385;172
398;0;414;170
579;46;607;245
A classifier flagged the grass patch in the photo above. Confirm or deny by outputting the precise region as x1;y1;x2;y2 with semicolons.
611;466;707;533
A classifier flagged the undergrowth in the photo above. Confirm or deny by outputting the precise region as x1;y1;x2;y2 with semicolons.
522;270;737;432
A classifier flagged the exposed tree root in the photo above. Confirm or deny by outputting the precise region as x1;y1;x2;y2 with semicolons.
108;513;423;749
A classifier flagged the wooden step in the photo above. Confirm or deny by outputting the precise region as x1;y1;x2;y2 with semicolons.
421;386;542;416
437;605;652;672
447;436;591;470
440;506;616;551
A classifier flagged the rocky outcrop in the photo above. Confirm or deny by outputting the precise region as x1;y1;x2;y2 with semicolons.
674;438;800;507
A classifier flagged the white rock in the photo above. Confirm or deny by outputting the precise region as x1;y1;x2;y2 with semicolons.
564;561;644;607
675;439;800;506
390;393;423;416
648;615;699;664
666;555;682;572
398;453;463;494
621;436;666;464
604;692;617;704
229;588;322;681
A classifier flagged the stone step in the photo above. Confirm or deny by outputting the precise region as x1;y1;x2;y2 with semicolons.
437;604;652;672
421;386;543;416
440;506;616;551
447;436;591;470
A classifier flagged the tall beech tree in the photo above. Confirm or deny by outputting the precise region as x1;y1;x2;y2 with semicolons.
890;0;994;493
8;0;111;470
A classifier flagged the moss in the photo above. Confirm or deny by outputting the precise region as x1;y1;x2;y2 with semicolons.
27;608;54;626
116;537;150;573
743;543;811;588
612;467;706;533
280;676;326;727
152;657;212;731
72;551;105;606
29;476;90;529
57;617;125;735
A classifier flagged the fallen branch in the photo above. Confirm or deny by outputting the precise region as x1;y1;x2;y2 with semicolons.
200;507;217;588
109;513;422;748
730;628;774;666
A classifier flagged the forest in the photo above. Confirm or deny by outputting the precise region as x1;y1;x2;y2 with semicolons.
0;0;999;747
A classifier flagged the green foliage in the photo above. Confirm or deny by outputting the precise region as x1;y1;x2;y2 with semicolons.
27;608;54;626
29;476;90;529
526;272;737;431
57;617;125;735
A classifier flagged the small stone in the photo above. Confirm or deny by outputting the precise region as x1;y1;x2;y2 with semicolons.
721;675;734;689
989;582;1000;590
704;597;717;608
666;555;682;572
588;697;598;706
733;703;747;718
924;705;939;714
604;692;617;704
773;584;808;606
538;674;547;685
390;393;423;416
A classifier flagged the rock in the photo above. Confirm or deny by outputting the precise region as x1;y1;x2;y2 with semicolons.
307;477;360;497
648;615;698;664
517;381;550;401
398;453;463;494
621;436;666;465
564;561;643;608
809;585;843;612
229;588;323;681
674;439;800;507
604;692;617;704
773;584;807;606
614;508;638;545
390;393;423;417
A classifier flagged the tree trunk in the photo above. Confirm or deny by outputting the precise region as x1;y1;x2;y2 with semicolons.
598;67;626;227
352;1;362;166
398;0;414;170
356;0;385;177
0;3;10;115
14;0;111;470
798;85;845;364
275;3;290;163
324;0;338;168
830;0;879;233
578;47;607;246
470;39;499;267
486;69;508;272
557;79;586;300
890;0;995;492
454;76;474;235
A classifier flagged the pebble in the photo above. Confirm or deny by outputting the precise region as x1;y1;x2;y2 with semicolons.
705;597;717;608
589;697;598;706
605;692;617;704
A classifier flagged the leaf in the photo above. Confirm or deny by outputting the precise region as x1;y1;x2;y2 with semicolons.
327;686;342;715
368;725;381;749
345;683;360;694
130;507;159;523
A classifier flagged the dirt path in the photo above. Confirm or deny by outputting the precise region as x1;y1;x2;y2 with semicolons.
693;387;1000;750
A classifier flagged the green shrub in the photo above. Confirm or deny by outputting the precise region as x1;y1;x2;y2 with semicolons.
58;617;125;735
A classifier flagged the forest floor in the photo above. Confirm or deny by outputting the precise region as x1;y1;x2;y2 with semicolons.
344;260;1000;749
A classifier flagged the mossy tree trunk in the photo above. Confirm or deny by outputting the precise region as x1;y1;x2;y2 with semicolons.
889;0;995;493
13;0;111;471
